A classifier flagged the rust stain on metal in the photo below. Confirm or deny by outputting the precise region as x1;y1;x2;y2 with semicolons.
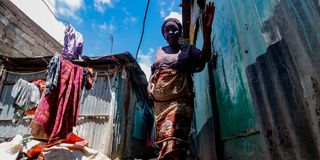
311;76;320;116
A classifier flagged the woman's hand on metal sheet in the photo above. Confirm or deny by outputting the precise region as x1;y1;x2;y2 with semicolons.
202;2;215;33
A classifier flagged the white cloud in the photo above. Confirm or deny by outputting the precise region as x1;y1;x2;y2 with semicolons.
94;3;105;13
122;17;137;25
137;48;155;79
57;7;83;24
159;0;166;18
148;48;155;54
160;10;166;18
58;0;82;9
98;23;115;33
94;0;117;13
130;17;137;23
92;23;96;29
158;0;180;18
11;0;66;44
160;1;166;6
108;24;115;33
57;0;84;23
168;1;175;12
122;18;130;25
122;7;130;15
121;7;137;25
99;23;107;31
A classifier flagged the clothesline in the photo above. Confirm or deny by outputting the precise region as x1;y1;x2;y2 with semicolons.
3;69;121;76
3;69;47;75
1;64;124;88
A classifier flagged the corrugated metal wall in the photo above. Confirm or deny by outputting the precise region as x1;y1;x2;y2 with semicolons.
79;76;114;115
75;72;116;157
112;67;151;159
190;0;320;159
0;69;117;156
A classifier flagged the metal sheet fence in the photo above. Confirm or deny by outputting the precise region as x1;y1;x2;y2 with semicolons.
190;0;320;159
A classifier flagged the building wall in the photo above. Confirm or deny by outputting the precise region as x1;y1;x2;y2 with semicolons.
190;0;320;159
0;0;62;58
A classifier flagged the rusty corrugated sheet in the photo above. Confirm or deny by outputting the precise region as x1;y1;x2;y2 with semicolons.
189;0;320;159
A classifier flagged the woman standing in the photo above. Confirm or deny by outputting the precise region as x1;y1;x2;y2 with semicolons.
148;2;215;160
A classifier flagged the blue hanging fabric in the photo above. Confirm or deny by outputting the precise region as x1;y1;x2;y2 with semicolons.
142;101;159;158
143;101;155;147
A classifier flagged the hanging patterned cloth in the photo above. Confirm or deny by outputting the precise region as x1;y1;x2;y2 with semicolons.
31;57;84;142
30;25;88;142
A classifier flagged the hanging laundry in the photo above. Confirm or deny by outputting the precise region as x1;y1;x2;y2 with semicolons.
11;78;41;108
62;25;83;60
45;54;60;94
24;79;46;116
29;24;91;143
33;80;46;95
11;78;41;124
82;68;94;90
31;57;89;142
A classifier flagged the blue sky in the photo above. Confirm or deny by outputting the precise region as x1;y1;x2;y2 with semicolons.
11;0;181;78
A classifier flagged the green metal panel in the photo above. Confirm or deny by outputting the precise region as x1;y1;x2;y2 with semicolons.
193;64;213;134
211;0;260;139
191;0;320;159
223;134;263;160
192;0;275;158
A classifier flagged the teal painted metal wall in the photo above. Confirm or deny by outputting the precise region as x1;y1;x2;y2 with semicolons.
192;0;264;158
193;0;263;157
191;0;320;159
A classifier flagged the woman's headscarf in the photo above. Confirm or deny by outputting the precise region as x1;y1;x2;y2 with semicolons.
161;12;182;39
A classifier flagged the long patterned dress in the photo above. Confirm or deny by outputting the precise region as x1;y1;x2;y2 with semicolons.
149;45;206;159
